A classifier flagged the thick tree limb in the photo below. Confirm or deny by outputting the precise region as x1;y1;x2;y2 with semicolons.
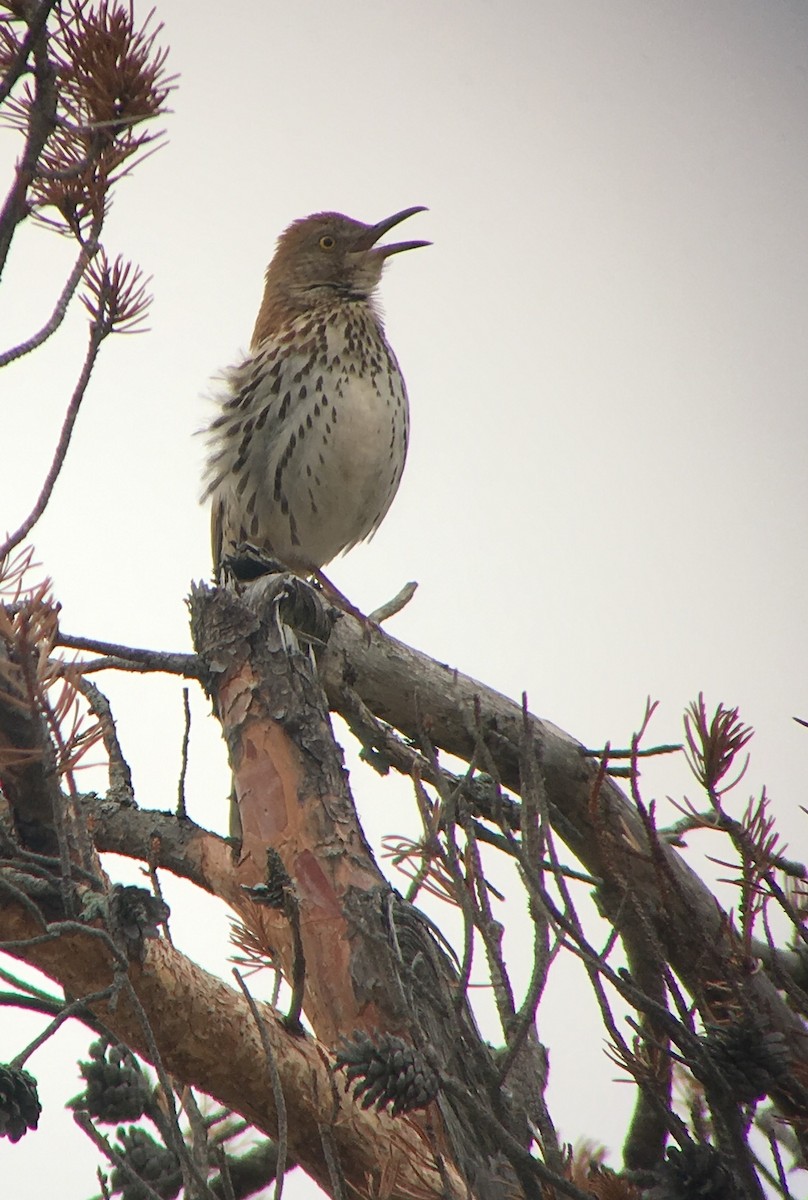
0;900;466;1200
316;611;808;1100
188;582;535;1197
189;581;402;1045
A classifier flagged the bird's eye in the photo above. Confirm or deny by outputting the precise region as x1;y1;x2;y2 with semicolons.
319;235;336;250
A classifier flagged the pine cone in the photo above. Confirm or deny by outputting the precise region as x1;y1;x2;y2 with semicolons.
69;1040;150;1123
111;1126;181;1200
649;1143;739;1200
108;884;170;948
336;1030;439;1116
0;1064;41;1142
701;1018;791;1103
242;849;291;909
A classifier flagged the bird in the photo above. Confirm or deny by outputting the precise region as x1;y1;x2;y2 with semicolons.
202;207;429;588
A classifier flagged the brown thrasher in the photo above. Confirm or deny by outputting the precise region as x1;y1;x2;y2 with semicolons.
202;207;429;583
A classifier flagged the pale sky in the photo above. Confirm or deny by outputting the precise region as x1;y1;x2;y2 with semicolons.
2;2;807;1196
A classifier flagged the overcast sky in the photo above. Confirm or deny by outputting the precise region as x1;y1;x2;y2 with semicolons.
2;2;807;1196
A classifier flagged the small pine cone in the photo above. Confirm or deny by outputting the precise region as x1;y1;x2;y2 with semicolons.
650;1143;738;1200
108;885;170;952
112;1126;182;1200
0;1064;41;1142
336;1030;439;1116
69;1041;150;1123
243;849;291;909
701;1019;791;1103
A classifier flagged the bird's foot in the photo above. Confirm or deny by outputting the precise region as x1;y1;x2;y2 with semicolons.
218;543;285;584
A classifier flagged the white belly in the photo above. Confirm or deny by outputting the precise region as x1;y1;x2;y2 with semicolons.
207;303;410;572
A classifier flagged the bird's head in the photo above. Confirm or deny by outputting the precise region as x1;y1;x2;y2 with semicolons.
253;207;429;341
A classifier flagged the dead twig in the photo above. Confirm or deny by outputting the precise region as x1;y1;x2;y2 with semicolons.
232;969;288;1200
55;632;201;678
0;320;106;561
176;686;191;819
368;580;418;624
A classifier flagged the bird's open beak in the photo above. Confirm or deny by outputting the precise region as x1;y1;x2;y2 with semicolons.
353;206;431;258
